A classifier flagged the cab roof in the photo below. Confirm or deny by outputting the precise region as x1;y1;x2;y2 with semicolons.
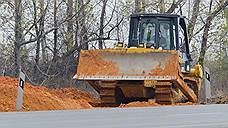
130;13;184;19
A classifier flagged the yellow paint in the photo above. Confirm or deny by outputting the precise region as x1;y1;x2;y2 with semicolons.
183;64;203;78
102;48;178;54
195;64;203;78
179;57;184;64
138;43;146;48
81;47;178;55
115;42;124;48
144;80;157;88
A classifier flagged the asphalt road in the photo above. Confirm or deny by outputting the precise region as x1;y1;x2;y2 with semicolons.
0;104;228;128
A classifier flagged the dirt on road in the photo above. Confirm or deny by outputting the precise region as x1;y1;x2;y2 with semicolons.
0;76;96;112
119;100;194;108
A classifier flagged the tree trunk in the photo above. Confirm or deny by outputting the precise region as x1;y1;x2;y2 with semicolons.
188;0;201;43
14;0;22;76
224;8;228;57
198;0;228;65
135;0;145;13
225;8;228;25
74;0;79;48
159;0;166;13
98;0;108;49
66;0;74;51
40;0;47;63
198;17;212;65
79;0;88;50
166;0;184;13
33;0;40;75
53;0;58;62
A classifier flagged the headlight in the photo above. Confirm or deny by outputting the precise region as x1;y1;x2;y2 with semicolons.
185;61;190;73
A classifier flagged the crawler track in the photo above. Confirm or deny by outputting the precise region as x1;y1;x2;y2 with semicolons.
100;81;118;107
155;82;174;104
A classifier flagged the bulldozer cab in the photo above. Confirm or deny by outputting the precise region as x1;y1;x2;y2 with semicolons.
128;13;191;61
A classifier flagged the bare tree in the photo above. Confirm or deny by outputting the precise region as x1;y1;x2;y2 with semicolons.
159;0;165;13
40;0;46;63
33;0;41;75
66;0;74;51
135;0;145;13
98;0;108;49
166;0;184;13
53;0;58;62
14;0;23;76
188;0;201;43
78;0;88;50
198;0;228;65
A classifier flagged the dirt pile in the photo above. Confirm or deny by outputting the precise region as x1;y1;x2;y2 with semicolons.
0;76;96;112
119;100;194;108
119;100;159;108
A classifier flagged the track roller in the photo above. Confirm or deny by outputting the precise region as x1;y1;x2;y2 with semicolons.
99;81;118;107
155;82;174;105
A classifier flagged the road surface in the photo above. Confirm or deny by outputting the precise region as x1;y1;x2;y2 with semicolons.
0;104;228;128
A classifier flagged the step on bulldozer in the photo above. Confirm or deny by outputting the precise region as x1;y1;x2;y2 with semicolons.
74;13;205;106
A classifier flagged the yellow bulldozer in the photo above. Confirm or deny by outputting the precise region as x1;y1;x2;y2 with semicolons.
74;13;205;106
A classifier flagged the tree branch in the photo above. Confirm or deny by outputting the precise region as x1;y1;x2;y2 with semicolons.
166;0;184;13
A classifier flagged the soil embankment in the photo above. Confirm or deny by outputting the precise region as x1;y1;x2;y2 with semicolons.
0;76;96;112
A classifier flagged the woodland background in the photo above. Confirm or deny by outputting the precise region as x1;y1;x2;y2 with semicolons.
0;0;228;96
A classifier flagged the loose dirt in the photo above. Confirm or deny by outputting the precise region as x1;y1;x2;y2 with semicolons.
0;76;96;112
119;100;160;108
119;100;194;108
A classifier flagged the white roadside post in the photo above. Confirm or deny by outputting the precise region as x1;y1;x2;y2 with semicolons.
16;70;25;111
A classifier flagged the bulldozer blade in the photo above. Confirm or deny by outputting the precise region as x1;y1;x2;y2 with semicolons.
74;48;179;81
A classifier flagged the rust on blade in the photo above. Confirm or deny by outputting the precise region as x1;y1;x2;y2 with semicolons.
77;50;119;76
150;54;179;77
76;48;179;79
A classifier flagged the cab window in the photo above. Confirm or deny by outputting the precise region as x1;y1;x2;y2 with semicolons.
141;22;156;48
159;22;171;50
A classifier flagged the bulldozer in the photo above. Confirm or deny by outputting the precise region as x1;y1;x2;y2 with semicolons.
74;13;204;106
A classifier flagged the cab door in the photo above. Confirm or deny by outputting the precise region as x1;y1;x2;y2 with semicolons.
139;18;158;48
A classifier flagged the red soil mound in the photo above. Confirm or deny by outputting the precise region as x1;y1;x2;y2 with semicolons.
0;76;95;112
